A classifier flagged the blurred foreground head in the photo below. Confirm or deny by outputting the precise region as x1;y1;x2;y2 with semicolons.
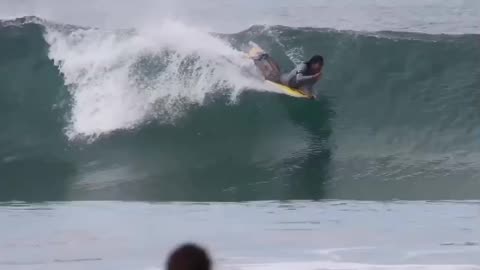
167;243;211;270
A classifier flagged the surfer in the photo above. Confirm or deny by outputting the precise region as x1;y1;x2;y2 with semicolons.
252;52;324;97
280;55;324;96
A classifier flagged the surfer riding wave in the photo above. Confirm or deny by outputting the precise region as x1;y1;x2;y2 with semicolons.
251;45;324;97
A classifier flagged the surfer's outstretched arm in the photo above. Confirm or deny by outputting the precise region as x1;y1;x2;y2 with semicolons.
281;63;320;86
295;64;321;82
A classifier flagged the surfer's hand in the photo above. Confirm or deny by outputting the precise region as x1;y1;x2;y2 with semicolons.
313;72;322;80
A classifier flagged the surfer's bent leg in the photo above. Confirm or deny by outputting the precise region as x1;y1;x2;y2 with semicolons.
253;54;281;83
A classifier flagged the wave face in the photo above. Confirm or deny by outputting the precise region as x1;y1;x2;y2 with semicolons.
1;17;479;201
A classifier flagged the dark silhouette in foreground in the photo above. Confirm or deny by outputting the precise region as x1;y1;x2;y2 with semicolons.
167;243;212;270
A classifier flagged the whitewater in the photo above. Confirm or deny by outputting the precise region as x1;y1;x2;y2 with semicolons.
43;19;273;139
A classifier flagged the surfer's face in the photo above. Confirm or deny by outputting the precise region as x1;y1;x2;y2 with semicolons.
311;63;323;73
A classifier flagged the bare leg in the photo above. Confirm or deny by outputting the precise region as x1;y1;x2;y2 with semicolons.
253;54;281;82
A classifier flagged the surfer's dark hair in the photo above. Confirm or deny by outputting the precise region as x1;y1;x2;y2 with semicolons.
306;55;324;67
167;243;211;270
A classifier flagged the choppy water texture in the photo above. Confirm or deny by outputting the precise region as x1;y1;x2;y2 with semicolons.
1;201;480;270
1;5;480;201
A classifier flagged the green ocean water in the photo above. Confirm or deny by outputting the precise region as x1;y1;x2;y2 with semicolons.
1;17;479;201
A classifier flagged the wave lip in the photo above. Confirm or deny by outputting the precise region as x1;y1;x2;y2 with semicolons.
44;19;269;139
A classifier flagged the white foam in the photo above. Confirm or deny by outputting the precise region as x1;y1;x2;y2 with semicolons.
231;261;480;270
45;19;269;140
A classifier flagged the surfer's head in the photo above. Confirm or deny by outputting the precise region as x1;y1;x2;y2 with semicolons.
306;55;324;73
167;243;211;270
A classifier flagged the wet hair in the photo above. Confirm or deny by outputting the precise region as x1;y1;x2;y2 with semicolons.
167;243;211;270
305;55;324;67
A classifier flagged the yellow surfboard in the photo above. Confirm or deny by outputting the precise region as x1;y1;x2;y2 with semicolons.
246;43;313;99
265;80;312;99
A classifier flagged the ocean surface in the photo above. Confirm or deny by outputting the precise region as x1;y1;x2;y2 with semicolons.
2;201;480;270
1;0;480;269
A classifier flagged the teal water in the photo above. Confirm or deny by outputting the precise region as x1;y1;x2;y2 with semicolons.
1;17;479;201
